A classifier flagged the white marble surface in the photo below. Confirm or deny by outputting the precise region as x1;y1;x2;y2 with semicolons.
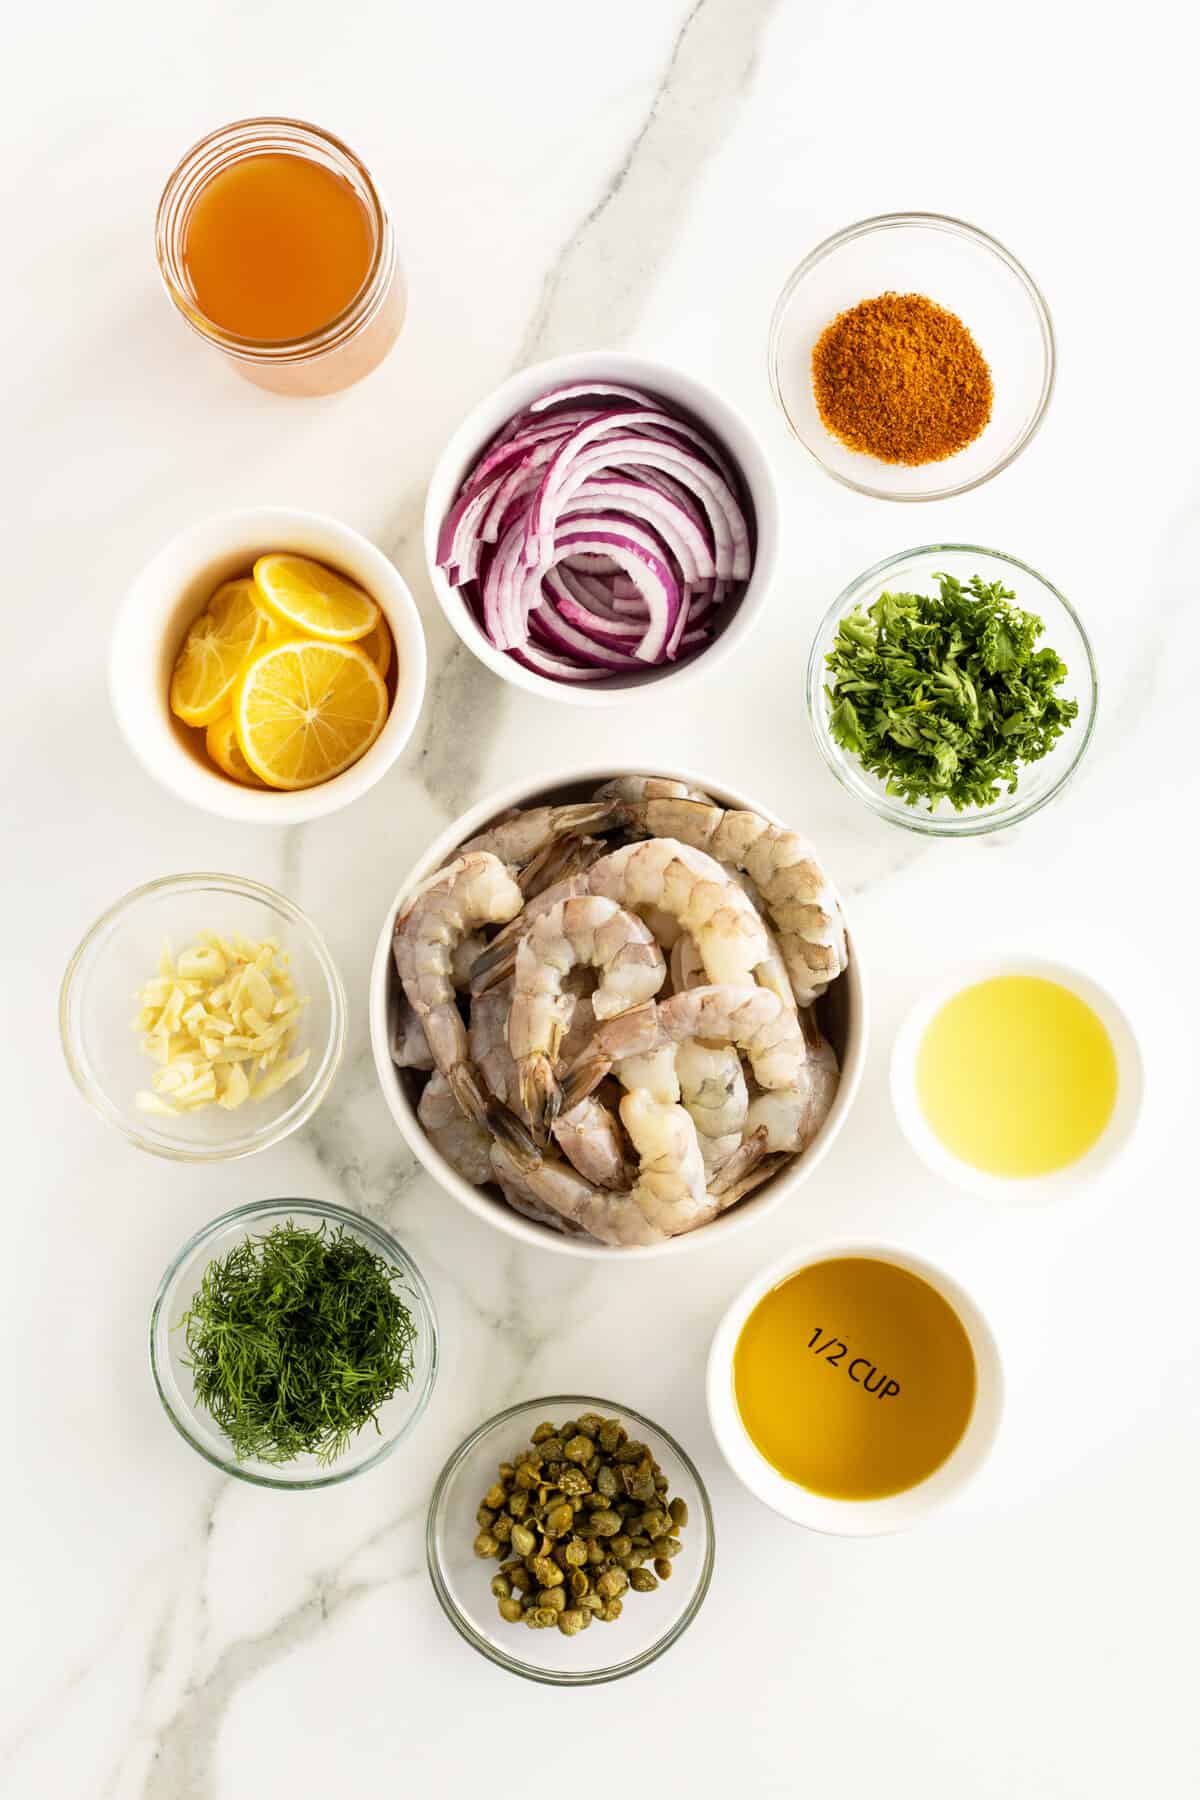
6;1;1200;1794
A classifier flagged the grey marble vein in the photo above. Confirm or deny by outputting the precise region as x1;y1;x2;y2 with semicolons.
515;0;781;364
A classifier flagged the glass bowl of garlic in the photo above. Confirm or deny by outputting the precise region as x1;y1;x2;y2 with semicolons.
59;872;346;1160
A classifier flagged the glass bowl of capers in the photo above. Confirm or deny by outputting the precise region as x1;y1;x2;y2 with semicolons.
426;1396;714;1684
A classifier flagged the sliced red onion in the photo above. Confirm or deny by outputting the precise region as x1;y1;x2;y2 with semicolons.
437;380;754;684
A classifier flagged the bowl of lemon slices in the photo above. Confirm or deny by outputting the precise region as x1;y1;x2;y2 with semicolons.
110;507;427;823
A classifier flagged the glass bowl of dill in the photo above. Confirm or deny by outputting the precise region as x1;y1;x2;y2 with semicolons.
427;1395;714;1684
806;543;1098;837
150;1199;438;1488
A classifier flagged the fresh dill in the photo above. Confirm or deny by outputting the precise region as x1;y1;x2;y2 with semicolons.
180;1220;418;1465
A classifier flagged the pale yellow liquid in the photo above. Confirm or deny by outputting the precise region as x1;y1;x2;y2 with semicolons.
917;975;1117;1177
733;1258;977;1501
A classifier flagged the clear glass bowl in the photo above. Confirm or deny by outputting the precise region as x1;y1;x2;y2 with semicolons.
769;212;1055;501
806;545;1098;837
150;1198;438;1489
427;1396;714;1684
60;872;346;1160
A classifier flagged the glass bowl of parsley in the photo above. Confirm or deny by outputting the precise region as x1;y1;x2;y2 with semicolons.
150;1199;438;1488
806;544;1097;836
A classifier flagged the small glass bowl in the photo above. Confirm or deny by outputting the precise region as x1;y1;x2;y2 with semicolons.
806;545;1098;837
60;872;346;1160
769;212;1055;501
150;1199;438;1489
427;1396;714;1684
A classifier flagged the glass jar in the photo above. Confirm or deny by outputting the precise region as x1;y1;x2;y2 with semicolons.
155;117;405;397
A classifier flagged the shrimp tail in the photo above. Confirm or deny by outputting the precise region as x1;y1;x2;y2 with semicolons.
558;1050;612;1116
712;1151;789;1211
468;941;517;995
518;1053;562;1139
446;1061;492;1132
707;1125;769;1197
486;1099;541;1169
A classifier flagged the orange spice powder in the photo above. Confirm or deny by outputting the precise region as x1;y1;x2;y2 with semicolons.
811;292;993;466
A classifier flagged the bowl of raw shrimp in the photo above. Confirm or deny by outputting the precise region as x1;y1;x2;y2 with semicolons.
367;765;867;1260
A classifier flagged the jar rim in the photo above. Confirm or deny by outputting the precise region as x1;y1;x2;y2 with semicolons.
155;115;394;362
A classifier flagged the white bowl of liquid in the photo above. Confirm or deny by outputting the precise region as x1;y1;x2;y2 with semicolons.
890;954;1145;1202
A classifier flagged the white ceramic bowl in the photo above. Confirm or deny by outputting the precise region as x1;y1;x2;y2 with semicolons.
707;1242;1004;1535
890;953;1145;1201
110;506;427;823
422;351;780;708
368;763;866;1259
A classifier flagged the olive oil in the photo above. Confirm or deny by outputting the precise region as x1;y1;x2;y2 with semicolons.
917;975;1117;1178
733;1257;976;1501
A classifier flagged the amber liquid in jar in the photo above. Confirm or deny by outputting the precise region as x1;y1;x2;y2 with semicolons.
158;119;405;396
183;154;373;341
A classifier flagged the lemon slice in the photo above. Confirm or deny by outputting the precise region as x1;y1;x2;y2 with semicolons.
169;579;268;727
234;639;388;789
360;617;393;681
253;554;380;643
205;713;265;786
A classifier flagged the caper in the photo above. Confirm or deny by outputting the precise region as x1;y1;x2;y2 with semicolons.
476;1414;687;1636
545;1502;574;1538
510;1523;536;1558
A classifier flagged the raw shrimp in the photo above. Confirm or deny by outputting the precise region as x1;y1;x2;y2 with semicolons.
392;851;523;1126
460;801;615;888
468;852;607;994
560;984;811;1112
490;1146;588;1236
490;1086;709;1247
508;894;666;1132
585;838;775;997
745;1009;840;1152
552;1093;632;1190
468;981;521;1114
418;1071;493;1186
593;775;713;805
390;991;434;1071
608;797;847;1004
